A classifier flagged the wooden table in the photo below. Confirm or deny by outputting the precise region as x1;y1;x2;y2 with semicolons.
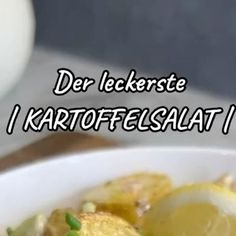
0;133;117;172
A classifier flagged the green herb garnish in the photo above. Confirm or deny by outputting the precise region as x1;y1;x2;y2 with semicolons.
6;227;14;236
65;213;81;231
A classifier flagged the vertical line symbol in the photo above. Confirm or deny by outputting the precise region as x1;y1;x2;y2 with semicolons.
222;104;236;135
6;104;21;135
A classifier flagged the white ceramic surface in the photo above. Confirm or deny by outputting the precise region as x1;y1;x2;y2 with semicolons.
0;147;236;234
0;0;34;99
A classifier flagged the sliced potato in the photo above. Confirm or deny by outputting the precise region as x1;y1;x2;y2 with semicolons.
80;172;172;227
43;209;139;236
43;209;75;236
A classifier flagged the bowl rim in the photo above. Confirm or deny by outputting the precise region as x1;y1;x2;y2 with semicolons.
1;145;236;179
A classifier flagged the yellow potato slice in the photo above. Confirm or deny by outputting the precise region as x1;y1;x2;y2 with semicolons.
43;209;75;236
43;209;139;236
80;172;172;227
143;184;236;236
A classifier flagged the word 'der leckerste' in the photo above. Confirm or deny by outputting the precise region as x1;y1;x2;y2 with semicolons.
53;69;188;95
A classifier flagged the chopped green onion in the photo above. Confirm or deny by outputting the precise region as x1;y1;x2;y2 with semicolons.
66;230;79;236
65;213;81;231
6;227;14;236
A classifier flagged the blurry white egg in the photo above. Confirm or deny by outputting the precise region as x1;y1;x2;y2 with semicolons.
0;0;35;99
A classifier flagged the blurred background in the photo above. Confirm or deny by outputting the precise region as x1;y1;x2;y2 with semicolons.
33;0;236;97
0;0;236;160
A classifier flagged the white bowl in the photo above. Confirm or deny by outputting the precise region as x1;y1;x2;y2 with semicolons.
0;0;35;99
0;147;236;234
